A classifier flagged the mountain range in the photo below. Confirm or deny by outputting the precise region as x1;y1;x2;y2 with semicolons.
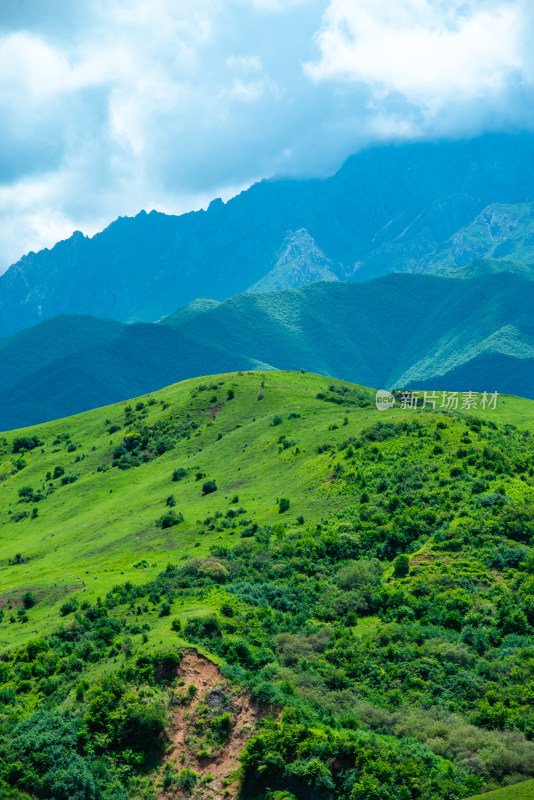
2;133;534;342
1;265;533;430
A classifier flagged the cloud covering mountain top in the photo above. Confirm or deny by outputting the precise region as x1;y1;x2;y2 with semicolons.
0;0;532;270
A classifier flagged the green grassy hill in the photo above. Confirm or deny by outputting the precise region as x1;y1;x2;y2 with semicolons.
1;371;534;799
0;371;373;647
469;780;534;800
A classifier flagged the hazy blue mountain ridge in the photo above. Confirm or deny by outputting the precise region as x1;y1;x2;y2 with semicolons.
1;270;533;430
2;133;534;339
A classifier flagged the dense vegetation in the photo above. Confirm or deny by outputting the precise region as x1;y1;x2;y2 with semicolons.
0;372;533;799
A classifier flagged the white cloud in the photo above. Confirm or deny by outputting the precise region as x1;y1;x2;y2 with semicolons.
306;0;526;113
227;55;264;73
237;0;309;11
0;0;534;271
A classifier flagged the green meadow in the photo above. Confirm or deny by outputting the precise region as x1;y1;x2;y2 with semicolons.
1;372;527;649
469;780;534;800
1;370;534;800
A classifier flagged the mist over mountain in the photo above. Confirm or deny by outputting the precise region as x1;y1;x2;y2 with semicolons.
2;133;534;341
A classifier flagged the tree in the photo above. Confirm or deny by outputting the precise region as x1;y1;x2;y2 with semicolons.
337;559;382;590
279;498;290;513
393;554;410;578
22;592;36;609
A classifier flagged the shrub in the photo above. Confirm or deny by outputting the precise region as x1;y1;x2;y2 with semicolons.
272;415;283;426
393;554;410;578
198;560;228;582
172;468;187;482
202;480;217;495
337;559;382;590
177;769;198;793
278;498;290;513
157;511;184;529
5;710;109;799
184;615;221;640
22;592;36;609
52;466;65;479
211;711;233;741
119;699;166;755
12;436;41;453
60;598;78;616
124;431;141;451
477;492;509;508
18;486;43;503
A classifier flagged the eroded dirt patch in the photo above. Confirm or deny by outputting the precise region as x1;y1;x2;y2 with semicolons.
0;582;84;610
158;651;274;800
195;405;223;422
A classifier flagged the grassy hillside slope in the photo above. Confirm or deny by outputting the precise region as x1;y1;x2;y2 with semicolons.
469;780;534;800
0;371;376;647
1;372;534;800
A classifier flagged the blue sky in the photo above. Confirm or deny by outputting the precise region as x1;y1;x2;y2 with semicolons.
0;0;532;270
